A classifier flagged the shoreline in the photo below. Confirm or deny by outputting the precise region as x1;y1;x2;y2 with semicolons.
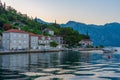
79;48;103;53
79;48;102;51
0;48;103;55
0;49;63;55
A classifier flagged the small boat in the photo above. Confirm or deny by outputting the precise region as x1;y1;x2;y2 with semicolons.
103;47;117;53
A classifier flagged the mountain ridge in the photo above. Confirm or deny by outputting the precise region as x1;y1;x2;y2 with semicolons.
61;21;120;47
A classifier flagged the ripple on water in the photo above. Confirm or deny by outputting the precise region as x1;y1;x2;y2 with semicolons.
34;74;75;80
57;69;75;74
20;72;52;77
42;68;62;73
74;71;96;76
76;67;100;71
96;71;120;78
69;76;111;80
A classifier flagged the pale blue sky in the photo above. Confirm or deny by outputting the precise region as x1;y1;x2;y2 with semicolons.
1;0;120;24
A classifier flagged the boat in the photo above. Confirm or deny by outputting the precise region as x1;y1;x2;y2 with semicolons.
103;47;117;53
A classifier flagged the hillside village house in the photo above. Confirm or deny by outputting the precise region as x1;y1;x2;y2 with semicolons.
2;29;29;50
51;36;63;49
43;28;54;36
38;35;52;49
79;39;93;48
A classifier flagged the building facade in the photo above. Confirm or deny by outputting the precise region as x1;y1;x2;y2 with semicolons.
38;35;52;49
29;33;38;49
51;36;63;49
79;39;93;48
2;29;29;50
2;29;64;50
43;28;54;36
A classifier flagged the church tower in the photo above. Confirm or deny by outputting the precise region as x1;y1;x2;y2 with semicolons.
55;20;56;24
3;2;6;9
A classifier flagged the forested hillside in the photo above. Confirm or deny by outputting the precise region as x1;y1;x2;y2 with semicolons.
62;21;120;46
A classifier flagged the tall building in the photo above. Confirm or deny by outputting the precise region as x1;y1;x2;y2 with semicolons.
28;32;38;49
2;29;29;50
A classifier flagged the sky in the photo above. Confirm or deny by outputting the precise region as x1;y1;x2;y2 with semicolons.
1;0;120;24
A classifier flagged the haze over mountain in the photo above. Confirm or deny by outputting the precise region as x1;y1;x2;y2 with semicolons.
61;21;120;47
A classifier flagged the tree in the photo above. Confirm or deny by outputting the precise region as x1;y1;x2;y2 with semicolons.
50;41;58;47
99;45;104;48
59;27;82;46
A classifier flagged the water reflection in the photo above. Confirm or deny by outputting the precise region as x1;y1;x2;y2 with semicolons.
0;52;63;71
1;51;120;80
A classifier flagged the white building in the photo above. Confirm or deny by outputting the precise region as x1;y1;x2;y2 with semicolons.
2;29;29;50
43;28;54;36
0;35;2;48
51;36;63;49
38;35;52;49
29;33;38;49
44;36;52;49
79;39;93;48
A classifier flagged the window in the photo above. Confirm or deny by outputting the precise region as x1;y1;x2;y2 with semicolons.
14;34;16;37
19;35;21;38
19;40;22;44
24;35;26;38
14;40;16;43
24;41;26;43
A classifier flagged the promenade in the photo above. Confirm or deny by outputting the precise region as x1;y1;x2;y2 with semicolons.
0;49;63;55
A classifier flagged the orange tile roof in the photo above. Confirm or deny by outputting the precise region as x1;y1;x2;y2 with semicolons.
28;32;38;37
37;35;43;39
4;29;27;34
81;39;92;42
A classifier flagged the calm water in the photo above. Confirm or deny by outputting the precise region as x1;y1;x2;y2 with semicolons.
0;51;120;80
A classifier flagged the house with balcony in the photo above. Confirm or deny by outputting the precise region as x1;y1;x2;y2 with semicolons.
38;35;52;49
51;36;63;49
79;39;93;48
2;29;29;50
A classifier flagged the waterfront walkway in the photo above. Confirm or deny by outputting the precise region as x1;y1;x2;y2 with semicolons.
0;48;102;54
0;49;63;54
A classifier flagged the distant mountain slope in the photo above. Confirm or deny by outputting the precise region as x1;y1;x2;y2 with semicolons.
34;18;48;24
61;21;120;47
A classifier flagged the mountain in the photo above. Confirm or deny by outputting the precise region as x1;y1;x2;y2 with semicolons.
61;21;120;47
34;18;48;24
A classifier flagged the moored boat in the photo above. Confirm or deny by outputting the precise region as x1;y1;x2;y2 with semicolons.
103;47;117;53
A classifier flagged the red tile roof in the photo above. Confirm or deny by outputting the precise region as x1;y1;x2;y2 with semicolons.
45;36;49;40
5;29;39;36
4;29;27;34
81;39;92;42
28;32;38;37
37;35;43;39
